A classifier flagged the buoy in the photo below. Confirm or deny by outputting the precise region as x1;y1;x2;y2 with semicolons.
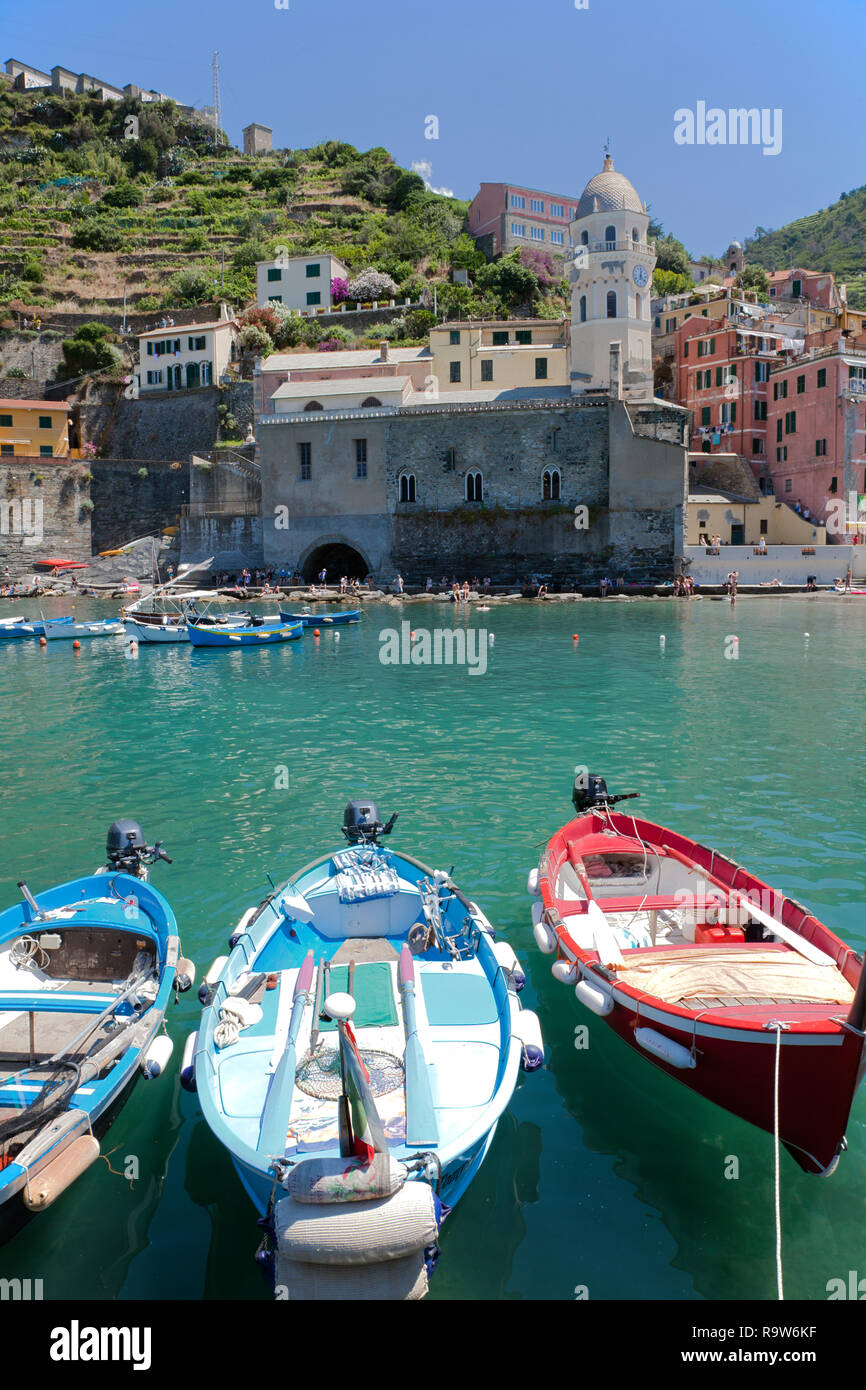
410;630;416;640
313;628;321;637
492;940;526;991
180;1031;198;1091
175;956;195;992
141;1033;174;1079
23;1135;100;1211
659;634;666;648
552;959;579;986
575;979;614;1016
526;867;541;897
514;1010;544;1071
573;634;579;641
634;1027;696;1070
532;909;557;955
334;632;340;642
323;992;355;1021
488;632;494;645
72;640;81;650
39;636;46;647
804;632;810;639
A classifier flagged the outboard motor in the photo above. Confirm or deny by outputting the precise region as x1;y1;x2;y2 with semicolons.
341;800;398;846
104;820;172;878
572;775;641;816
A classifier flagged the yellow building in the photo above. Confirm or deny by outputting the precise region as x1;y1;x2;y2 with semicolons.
0;399;72;458
688;488;826;545
429;319;569;393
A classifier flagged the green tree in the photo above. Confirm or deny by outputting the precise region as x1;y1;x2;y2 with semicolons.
654;234;692;278
736;265;770;296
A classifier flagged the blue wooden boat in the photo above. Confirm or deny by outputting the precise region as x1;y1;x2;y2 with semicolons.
0;821;193;1234
0;618;49;640
190;799;542;1300
281;608;361;626
187;619;303;647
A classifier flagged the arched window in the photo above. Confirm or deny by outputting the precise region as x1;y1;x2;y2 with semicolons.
399;472;416;503
579;295;587;323
466;471;483;502
304;401;324;411
542;467;560;501
361;396;382;409
606;291;617;319
632;227;639;242
604;225;616;245
200;360;212;386
580;230;589;246
635;294;642;320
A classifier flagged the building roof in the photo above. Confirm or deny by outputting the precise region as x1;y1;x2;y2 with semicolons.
138;320;236;338
263;347;431;371
407;385;572;405
577;154;643;218
272;376;410;400
0;397;71;411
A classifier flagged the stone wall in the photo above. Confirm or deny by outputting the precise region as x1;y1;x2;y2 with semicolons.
89;459;189;554
81;386;220;462
0;459;90;574
0;331;65;383
180;515;263;571
688;451;760;501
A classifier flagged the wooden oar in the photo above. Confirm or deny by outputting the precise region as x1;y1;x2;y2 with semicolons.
731;893;836;968
308;956;325;1052
257;950;315;1157
570;857;625;968
398;945;438;1147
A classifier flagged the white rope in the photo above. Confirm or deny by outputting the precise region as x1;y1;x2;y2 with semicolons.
214;1014;240;1049
771;1022;784;1301
11;935;50;971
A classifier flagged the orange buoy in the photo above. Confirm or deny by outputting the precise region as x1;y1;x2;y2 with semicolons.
72;640;81;650
39;636;47;647
313;628;321;637
410;630;416;640
572;634;579;642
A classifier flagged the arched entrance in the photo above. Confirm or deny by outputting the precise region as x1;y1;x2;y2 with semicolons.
303;542;368;583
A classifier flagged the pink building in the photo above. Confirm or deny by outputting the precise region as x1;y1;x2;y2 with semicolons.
469;182;581;258
766;339;866;535
256;344;433;419
767;269;841;311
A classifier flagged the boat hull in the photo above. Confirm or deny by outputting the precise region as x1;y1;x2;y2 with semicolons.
281;610;361;626
125;619;188;644
43;619;125;641
188;620;303;647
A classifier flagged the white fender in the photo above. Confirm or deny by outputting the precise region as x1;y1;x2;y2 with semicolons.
229;906;257;948
205;955;228;986
532;903;557;955
180;1031;198;1091
575;979;614;1017
635;1027;696;1070
514;1009;544;1071
492;941;526;991
527;867;541;897
141;1033;174;1079
551;959;579;986
175;956;195;992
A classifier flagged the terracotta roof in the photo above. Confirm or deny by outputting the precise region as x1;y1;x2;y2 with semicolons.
138;321;236;338
0;398;71;411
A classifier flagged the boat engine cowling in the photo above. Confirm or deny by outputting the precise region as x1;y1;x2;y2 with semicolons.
342;800;398;845
572;774;640;815
106;819;147;866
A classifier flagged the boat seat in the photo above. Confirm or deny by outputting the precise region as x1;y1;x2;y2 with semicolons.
330;938;398;964
0;990;118;1014
558;893;708;916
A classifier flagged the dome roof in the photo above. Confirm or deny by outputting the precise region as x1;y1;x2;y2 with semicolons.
576;154;644;219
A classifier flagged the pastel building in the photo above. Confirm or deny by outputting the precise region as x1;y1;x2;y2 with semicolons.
256;344;433;420
243;124;273;156
765;343;866;532
0;399;72;457
137;316;238;393
256;254;350;314
429;320;569;393
469;183;581;258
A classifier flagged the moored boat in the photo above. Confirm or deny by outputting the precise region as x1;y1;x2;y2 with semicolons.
191;799;542;1299
0;618;48;640
280;608;361;626
531;774;866;1176
187;619;302;647
42;616;125;641
0;821;194;1234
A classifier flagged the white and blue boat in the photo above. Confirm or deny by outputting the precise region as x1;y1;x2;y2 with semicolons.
190;799;542;1300
187;618;303;648
0;618;47;640
42;615;125;641
0;822;193;1235
280;607;361;627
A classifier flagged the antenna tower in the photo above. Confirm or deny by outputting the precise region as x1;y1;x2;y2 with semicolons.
212;51;222;147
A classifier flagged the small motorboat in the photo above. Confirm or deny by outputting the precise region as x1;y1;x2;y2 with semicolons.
0;821;194;1235
191;799;542;1300
124;617;188;644
42;616;125;641
187;619;303;648
281;608;361;627
0;618;46;640
531;774;866;1176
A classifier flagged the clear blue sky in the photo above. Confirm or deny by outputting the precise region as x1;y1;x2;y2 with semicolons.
4;0;864;258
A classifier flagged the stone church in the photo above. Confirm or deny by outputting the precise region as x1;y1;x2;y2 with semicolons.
255;155;689;584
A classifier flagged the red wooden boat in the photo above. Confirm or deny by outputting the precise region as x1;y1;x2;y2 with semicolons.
531;776;866;1176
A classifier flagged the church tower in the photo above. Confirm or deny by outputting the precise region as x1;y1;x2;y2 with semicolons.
569;153;656;399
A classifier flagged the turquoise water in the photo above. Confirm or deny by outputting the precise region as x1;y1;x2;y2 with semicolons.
2;592;866;1302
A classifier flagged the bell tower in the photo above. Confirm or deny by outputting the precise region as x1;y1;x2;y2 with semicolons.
569;153;656;399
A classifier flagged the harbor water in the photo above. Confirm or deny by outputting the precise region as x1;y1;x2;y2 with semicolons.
1;592;865;1302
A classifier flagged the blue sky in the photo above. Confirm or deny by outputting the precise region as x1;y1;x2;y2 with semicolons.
4;0;864;258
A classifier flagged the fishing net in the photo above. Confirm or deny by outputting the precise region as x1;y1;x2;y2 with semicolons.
295;1049;404;1100
0;1061;81;1147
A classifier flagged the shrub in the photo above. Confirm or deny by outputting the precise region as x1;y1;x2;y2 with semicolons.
79;497;94;512
166;266;214;305
347;268;399;302
238;324;273;356
71;219;124;252
6;366;27;379
136;467;149;480
61;323;117;374
100;183;141;209
331;276;349;304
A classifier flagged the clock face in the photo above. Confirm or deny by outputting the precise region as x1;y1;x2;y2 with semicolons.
633;264;649;287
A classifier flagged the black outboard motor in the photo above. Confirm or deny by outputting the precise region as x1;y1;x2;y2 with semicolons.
341;800;398;845
572;774;641;815
105;820;172;877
